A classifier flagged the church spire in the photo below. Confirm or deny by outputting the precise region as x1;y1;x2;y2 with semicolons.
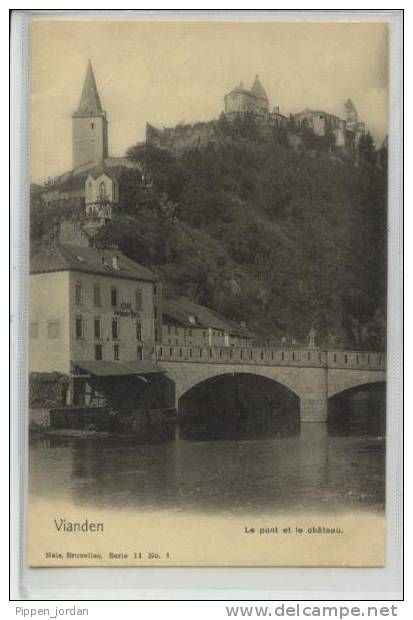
76;60;104;116
72;60;108;169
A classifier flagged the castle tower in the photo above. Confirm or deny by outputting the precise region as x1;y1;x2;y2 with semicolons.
72;60;108;170
344;99;358;131
250;74;269;115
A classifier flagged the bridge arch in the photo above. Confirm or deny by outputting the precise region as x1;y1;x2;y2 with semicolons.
328;380;386;433
162;362;307;406
178;370;302;404
177;371;301;438
327;368;386;399
328;380;386;402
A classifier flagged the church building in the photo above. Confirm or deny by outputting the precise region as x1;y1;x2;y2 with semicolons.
35;61;143;225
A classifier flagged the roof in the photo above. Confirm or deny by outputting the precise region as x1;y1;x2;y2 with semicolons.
73;60;105;117
226;85;256;98
30;243;158;283
72;360;165;377
163;297;252;338
85;159;118;181
37;158;142;196
345;99;357;112
294;109;341;121
250;75;268;101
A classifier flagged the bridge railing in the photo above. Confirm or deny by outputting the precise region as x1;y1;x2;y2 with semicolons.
326;350;386;370
155;345;386;371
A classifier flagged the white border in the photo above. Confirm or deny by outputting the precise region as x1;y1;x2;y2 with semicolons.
9;8;403;601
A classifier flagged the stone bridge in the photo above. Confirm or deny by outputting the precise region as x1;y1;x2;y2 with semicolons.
155;345;386;422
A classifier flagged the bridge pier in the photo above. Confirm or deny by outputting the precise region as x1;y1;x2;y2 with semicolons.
300;396;328;423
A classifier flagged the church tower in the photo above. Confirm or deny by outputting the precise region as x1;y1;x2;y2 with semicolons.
72;60;108;170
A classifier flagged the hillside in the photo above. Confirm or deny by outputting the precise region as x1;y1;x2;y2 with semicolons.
31;127;387;350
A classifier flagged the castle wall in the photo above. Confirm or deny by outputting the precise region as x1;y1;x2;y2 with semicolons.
147;122;219;153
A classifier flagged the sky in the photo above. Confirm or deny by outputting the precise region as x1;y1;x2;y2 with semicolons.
31;19;388;184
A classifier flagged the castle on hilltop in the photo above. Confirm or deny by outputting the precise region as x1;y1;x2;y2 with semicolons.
147;75;366;154
35;65;369;219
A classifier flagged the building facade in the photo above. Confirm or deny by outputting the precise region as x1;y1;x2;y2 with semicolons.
85;164;119;224
294;101;366;150
162;297;253;349
224;75;270;120
30;226;163;405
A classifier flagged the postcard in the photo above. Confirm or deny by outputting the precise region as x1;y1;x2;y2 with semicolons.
28;18;388;567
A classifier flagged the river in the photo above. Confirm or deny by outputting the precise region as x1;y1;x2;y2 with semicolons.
29;419;385;515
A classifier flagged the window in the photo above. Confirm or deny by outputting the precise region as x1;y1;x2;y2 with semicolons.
75;282;82;305
91;122;94;129
167;326;171;334
188;329;192;336
135;288;142;310
137;345;143;360
113;344;120;361
153;284;157;296
29;322;38;339
155;327;159;342
112;318;119;340
75;316;83;339
175;327;178;335
95;344;103;361
154;306;158;319
111;286;118;307
94;317;101;339
99;181;106;199
93;285;101;307
136;321;142;341
47;320;59;339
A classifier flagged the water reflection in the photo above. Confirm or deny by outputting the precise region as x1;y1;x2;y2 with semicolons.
29;417;385;515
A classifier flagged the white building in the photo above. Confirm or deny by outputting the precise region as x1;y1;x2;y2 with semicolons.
29;223;164;406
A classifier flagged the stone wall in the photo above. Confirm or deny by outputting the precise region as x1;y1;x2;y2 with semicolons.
30;408;51;429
